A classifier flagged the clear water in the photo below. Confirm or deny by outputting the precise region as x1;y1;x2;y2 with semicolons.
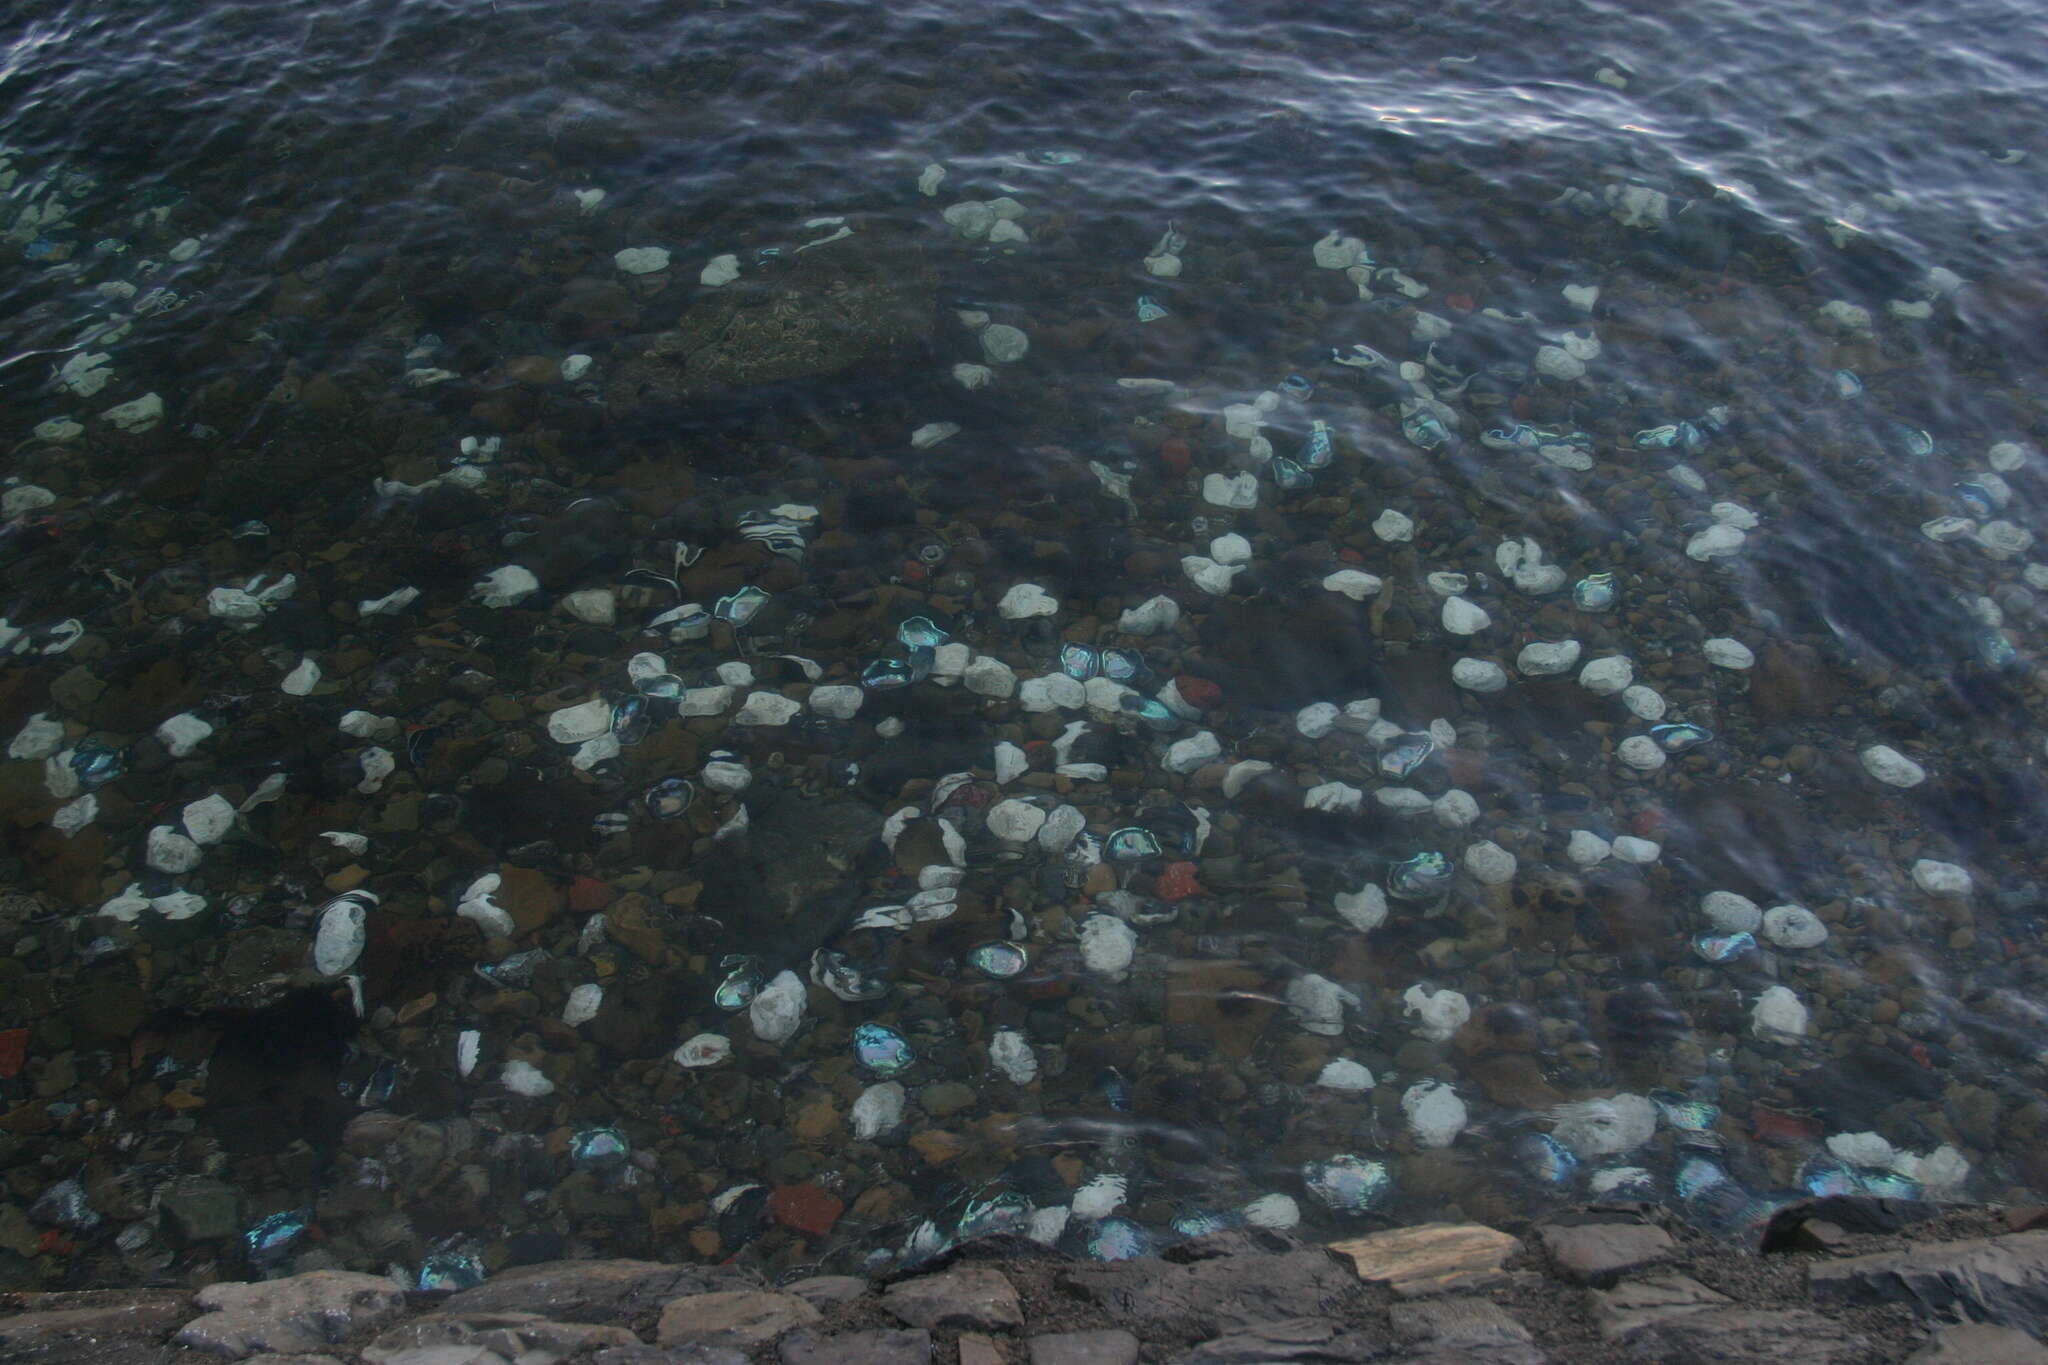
3;0;2048;1287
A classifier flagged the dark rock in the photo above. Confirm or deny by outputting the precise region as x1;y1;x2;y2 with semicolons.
1622;1307;1867;1363
779;1327;933;1365
1060;1249;1356;1336
656;1291;821;1348
360;1311;638;1363
1027;1329;1141;1365
783;1276;870;1310
881;1267;1023;1332
1761;1197;1935;1254
0;1290;193;1352
174;1270;408;1357
1808;1230;2048;1329
1538;1222;1675;1285
441;1259;727;1325
1905;1322;2048;1364
159;1181;242;1247
1169;1317;1379;1364
1590;1274;1733;1339
1387;1296;1547;1365
596;1347;751;1365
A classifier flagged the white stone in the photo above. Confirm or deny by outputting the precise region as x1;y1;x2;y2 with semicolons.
701;758;751;794
1323;569;1383;601
1912;859;1971;895
1579;656;1633;695
156;712;214;757
1403;1082;1467;1147
1610;835;1662;864
1752;985;1809;1038
1567;830;1612;866
962;656;1019;699
1334;883;1388;932
1425;573;1469;598
1073;1174;1127;1221
928;642;971;683
1452;658;1509;693
735;691;801;725
281;657;321;695
1375;787;1431;815
1181;555;1240;595
1617;736;1666;772
146;825;202;874
1762;904;1829;949
0;484;53;518
1440;596;1490;635
998;583;1058;619
1305;782;1363;813
1221;760;1274;799
1701;890;1763;933
1687;524;1746;560
1119;594;1180;634
808;684;862;720
560;589;615;625
1209;532;1253;566
102;392;163;433
1296;702;1340;739
1164;730;1222;774
34;417;83;442
1312;231;1368;269
358;586;419;617
1607;183;1671;228
944;200;996;238
1710;501;1759;530
1144;253;1181;277
1286;973;1356;1036
679;685;733;716
1432;790;1481;828
313;898;369;976
980;323;1030;363
1464;840;1516;885
674;1033;732;1068
918;163;946;196
182;794;235;845
1826;1131;1895;1169
8;713;63;761
1563;284;1600;312
1403;984;1470;1042
51;794;96;837
1037;804;1085;854
502;1060;555;1097
1373;509;1415;542
320;831;368;856
1242;1194;1300;1230
986;798;1047;843
58;351;114;396
1517;640;1581;676
1989;441;2028;472
1860;744;1926;787
988;218;1029;245
562;983;604;1026
1202;472;1259;509
1316;1059;1375;1092
614;246;669;274
1019;674;1085;712
1338;698;1382;731
1080;914;1137;978
749;970;806;1044
990;1029;1038;1084
848;1081;906;1140
1817;299;1872;334
1976;521;2033;558
699;253;740;286
356;747;395;794
547;699;611;744
910;421;959;450
953;362;993;389
457;875;514;938
1702;638;1755;669
1621;685;1666;721
473;564;539;607
1552;1094;1659;1157
561;354;593;381
1534;345;1586;382
717;662;756;687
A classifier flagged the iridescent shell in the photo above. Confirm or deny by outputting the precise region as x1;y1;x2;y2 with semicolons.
862;656;917;689
243;1209;310;1263
474;948;545;987
1100;649;1145;683
812;949;890;1002
1897;426;1936;456
1060;642;1101;681
610;697;649;744
570;1126;630;1170
854;1022;914;1075
1120;696;1180;732
1136;296;1170;323
69;742;124;790
1084;1217;1149;1260
1280;374;1314;398
635;672;685;699
713;956;766;1011
1832;368;1864;399
966;941;1029;979
1675;1156;1730;1200
1386;851;1452;902
957;1189;1031;1241
417;1251;486;1291
1978;629;2018;668
1098;1067;1134;1112
1105;827;1162;862
1652;723;1712;753
1857;1171;1923;1200
1650;1090;1721;1133
1170;1207;1245;1239
897;616;950;649
1954;481;1996;517
1402;410;1448;449
1297;420;1334;468
1270;457;1314;491
1379;733;1435;779
1692;931;1756;963
1572;572;1617;611
645;777;695;819
713;585;770;627
1800;1158;1861;1198
1302;1155;1392;1212
1514;1133;1579;1184
1634;424;1681;449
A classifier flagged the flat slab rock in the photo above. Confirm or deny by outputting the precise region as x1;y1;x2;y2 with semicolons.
1906;1322;2048;1364
174;1270;408;1359
1593;1274;1862;1362
778;1327;932;1365
594;1346;749;1365
882;1267;1022;1331
1388;1297;1548;1365
442;1260;728;1325
361;1310;637;1363
1027;1329;1141;1365
657;1290;821;1348
1168;1316;1380;1364
1809;1229;2048;1329
0;1290;192;1348
1061;1250;1356;1335
1537;1221;1675;1284
1327;1224;1521;1297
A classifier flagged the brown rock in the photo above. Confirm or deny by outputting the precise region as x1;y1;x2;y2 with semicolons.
1538;1221;1674;1284
958;1333;1006;1365
1327;1224;1521;1298
442;1259;716;1324
0;1291;192;1351
1749;642;1845;721
1907;1323;2048;1364
779;1328;933;1365
657;1290;821;1348
1165;959;1278;1060
174;1270;407;1357
1808;1230;2048;1327
1625;1307;1865;1363
1589;1274;1731;1339
493;865;564;934
1027;1330;1139;1365
881;1267;1023;1332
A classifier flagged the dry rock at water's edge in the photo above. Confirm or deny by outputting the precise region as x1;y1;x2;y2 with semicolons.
442;1260;728;1324
174;1270;407;1357
1387;1296;1548;1365
779;1327;933;1365
1906;1322;2048;1364
1592;1274;1864;1362
881;1267;1023;1331
1060;1249;1356;1335
1537;1220;1676;1284
0;1291;191;1353
360;1310;637;1363
1168;1317;1379;1364
1326;1223;1521;1297
1027;1328;1141;1365
594;1346;748;1365
656;1290;821;1348
1808;1229;2048;1329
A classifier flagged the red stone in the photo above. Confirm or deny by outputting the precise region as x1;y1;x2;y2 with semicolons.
567;877;613;913
1511;393;1534;419
768;1183;845;1238
1156;861;1205;902
1172;675;1222;711
1338;547;1364;563
1628;806;1670;838
1445;293;1476;312
0;1029;25;1080
1750;1105;1821;1144
1158;437;1193;475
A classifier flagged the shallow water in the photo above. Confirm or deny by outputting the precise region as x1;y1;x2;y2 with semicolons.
2;0;2048;1288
